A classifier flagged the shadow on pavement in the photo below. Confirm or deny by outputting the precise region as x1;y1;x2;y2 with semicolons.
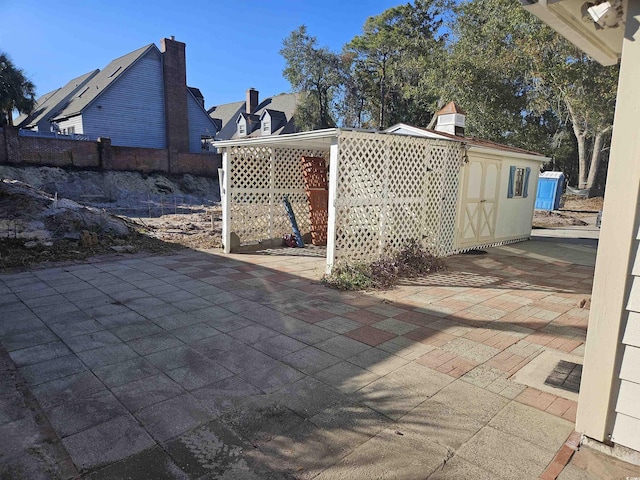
0;238;599;479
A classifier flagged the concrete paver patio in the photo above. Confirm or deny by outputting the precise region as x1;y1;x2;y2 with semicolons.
0;239;636;479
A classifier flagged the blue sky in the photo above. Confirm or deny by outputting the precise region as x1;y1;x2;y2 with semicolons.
2;0;400;107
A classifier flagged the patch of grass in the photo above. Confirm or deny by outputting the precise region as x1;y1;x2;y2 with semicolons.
322;240;445;291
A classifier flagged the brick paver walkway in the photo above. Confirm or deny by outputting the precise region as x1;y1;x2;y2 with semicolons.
0;240;620;479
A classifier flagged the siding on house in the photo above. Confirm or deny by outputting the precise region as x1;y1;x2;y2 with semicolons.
612;266;640;450
187;92;216;153
81;49;166;148
56;115;84;135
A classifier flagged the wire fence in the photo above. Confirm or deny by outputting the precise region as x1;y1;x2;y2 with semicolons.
87;192;218;218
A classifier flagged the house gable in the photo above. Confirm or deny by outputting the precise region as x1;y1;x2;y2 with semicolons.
80;47;166;148
187;88;218;152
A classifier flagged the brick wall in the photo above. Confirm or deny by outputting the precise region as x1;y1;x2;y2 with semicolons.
109;145;169;173
18;135;100;168
1;128;100;168
173;152;221;176
0;128;218;178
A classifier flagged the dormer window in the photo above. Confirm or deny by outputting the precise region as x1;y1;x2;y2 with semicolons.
239;124;246;135
262;120;270;134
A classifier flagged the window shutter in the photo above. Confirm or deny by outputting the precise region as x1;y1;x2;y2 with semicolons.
523;167;531;198
507;166;516;198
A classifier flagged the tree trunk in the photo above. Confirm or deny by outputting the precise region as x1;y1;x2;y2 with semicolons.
379;58;387;130
566;100;589;189
575;132;587;189
586;129;609;190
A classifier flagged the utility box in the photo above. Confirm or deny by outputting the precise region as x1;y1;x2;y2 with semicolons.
535;171;565;211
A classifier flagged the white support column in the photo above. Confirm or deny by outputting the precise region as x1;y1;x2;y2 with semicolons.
325;138;340;274
576;0;640;442
269;148;275;239
221;149;232;254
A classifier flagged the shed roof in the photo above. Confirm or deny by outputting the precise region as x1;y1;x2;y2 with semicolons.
436;101;466;116
212;127;466;152
385;123;549;162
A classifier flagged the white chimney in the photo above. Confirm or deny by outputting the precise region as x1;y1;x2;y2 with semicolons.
435;101;466;136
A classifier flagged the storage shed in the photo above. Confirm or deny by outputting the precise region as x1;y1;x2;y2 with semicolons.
215;127;548;272
535;171;565;211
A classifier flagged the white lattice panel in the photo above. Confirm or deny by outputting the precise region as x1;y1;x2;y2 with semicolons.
332;131;463;265
228;145;329;246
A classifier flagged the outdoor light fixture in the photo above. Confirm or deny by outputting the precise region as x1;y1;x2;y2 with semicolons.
582;0;624;28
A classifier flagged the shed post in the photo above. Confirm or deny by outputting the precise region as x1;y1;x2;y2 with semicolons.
222;149;231;253
269;148;275;239
325;138;339;273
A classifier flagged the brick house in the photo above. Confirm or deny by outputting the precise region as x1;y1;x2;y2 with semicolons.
17;37;218;154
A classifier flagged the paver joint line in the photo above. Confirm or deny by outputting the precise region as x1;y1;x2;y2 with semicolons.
0;241;603;478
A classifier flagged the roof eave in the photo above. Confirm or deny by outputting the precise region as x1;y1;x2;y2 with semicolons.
469;144;550;162
521;0;622;66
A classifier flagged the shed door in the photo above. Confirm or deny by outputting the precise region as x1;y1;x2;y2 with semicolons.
458;158;500;248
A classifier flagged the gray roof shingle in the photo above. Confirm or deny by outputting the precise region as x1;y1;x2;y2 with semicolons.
51;43;157;120
208;92;299;140
16;69;99;128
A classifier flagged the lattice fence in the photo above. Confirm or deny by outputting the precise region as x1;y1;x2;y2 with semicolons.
228;145;329;246
332;131;464;264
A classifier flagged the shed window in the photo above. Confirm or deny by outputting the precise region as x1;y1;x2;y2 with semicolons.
507;166;531;198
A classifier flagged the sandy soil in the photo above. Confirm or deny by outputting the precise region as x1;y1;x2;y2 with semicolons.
131;207;222;251
0;179;223;271
0;175;603;271
533;196;603;228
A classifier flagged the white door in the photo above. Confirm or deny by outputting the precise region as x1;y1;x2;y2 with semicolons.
458;158;500;248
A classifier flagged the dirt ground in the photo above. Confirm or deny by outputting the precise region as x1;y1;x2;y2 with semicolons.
533;195;603;229
0;178;223;271
0;176;603;271
130;207;222;251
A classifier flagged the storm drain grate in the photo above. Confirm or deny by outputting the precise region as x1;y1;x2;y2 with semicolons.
544;360;582;394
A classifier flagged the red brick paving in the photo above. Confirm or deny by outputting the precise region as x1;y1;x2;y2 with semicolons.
416;349;457;369
345;326;396;346
404;327;456;347
515;387;578;422
290;308;335;324
516;387;558;411
437;355;479;378
538;431;581;480
394;310;440;327
546;397;576;418
344;309;387;325
486;351;528;373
